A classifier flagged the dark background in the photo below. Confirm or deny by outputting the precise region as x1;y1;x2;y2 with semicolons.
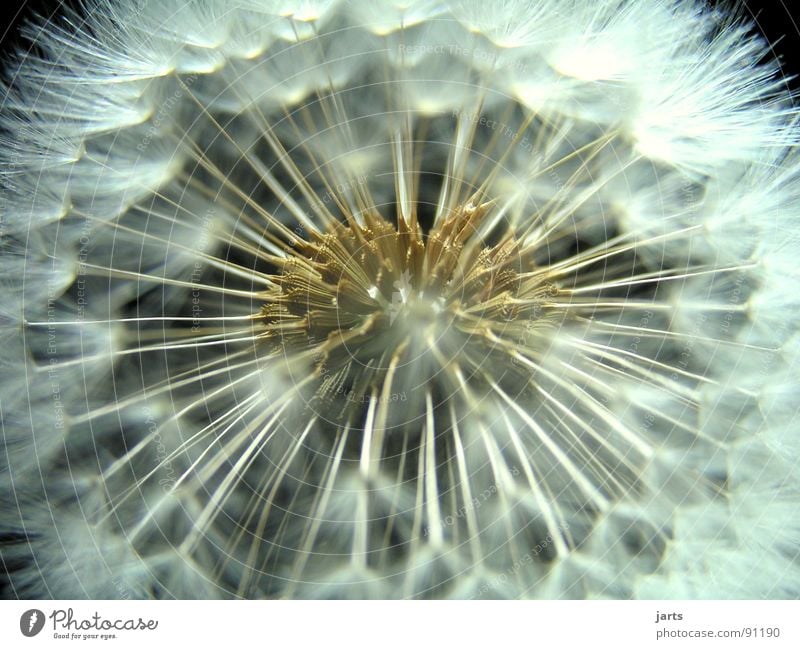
740;0;800;92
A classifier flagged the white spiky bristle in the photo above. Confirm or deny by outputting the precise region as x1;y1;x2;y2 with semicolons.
1;0;799;599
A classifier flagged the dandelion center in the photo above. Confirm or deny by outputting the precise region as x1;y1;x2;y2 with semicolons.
259;195;561;425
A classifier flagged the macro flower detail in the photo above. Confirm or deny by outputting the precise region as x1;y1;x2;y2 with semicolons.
1;0;799;599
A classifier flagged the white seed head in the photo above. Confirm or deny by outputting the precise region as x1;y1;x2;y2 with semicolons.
1;0;799;599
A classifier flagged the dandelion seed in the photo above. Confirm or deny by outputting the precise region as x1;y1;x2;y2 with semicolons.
1;0;799;599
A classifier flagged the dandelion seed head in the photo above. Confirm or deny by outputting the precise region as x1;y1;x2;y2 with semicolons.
1;0;800;599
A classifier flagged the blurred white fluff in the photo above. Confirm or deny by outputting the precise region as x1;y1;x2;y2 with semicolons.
1;0;799;600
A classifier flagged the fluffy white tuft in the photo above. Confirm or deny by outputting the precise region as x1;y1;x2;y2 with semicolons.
1;0;799;600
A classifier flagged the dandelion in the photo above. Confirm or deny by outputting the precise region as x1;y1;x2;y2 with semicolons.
1;0;799;599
